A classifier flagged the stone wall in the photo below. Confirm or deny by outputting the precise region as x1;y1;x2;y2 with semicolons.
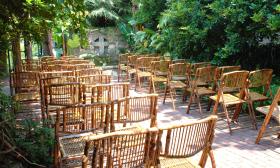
82;27;128;61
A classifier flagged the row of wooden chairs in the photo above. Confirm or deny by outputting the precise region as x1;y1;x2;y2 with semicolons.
54;93;159;167
56;115;217;168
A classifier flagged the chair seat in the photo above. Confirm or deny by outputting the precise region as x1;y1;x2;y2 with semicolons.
172;76;186;81
187;87;216;96
256;105;280;123
248;92;269;101
155;71;168;76
59;132;95;158
138;71;152;77
159;157;201;168
128;68;136;74
153;76;167;82
210;94;245;105
13;92;40;101
170;81;186;89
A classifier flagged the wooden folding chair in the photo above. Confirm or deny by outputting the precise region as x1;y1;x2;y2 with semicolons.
190;62;211;76
125;55;139;81
90;83;130;103
116;94;158;128
44;82;85;121
78;75;111;103
150;60;170;93
255;88;280;144
117;53;130;82
12;71;40;102
135;57;160;90
157;115;217;168
172;59;188;64
55;103;113;168
75;68;102;77
82;127;159;168
210;71;255;134
186;66;217;114
163;63;191;110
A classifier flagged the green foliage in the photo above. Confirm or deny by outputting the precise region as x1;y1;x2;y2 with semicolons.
0;86;54;166
82;53;113;66
15;119;54;165
68;34;81;48
85;0;132;27
127;0;280;72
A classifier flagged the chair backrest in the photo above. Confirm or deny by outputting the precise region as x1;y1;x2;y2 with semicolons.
172;59;188;64
169;63;191;81
75;63;96;70
68;59;90;64
220;71;249;89
136;57;160;71
82;127;159;168
78;75;111;85
91;83;130;103
12;71;40;93
118;53;130;65
75;68;102;76
191;62;211;75
116;94;158;127
151;60;170;76
46;82;84;106
158;115;217;158
127;55;139;68
55;103;113;134
192;66;217;87
214;66;241;81
249;69;273;88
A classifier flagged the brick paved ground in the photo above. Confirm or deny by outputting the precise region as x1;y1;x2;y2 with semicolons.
11;70;280;168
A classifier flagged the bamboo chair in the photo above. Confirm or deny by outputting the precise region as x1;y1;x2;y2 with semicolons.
255;88;280;144
157;115;217;168
116;94;158;128
210;71;256;134
117;53;130;82
135;57;160;90
172;59;188;64
82;127;159;168
125;55;139;81
44;82;85;121
150;60;171;93
163;63;191;110
90;83;130;103
75;68;102;77
69;59;90;64
12;71;40;102
75;63;96;70
55;103;113;168
78;75;111;103
186;66;217;114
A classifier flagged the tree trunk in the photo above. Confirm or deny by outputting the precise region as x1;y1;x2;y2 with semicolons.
12;35;21;71
62;31;68;56
0;49;7;74
24;39;32;60
42;30;54;56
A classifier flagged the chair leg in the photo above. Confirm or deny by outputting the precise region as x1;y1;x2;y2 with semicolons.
248;101;258;130
186;93;193;114
163;85;168;104
207;99;213;111
196;95;203;115
209;148;216;168
223;104;232;134
170;88;176;110
255;113;272;144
